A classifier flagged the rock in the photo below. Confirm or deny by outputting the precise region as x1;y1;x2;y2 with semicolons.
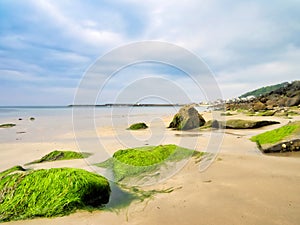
278;97;288;107
201;119;279;129
252;101;266;111
128;122;148;130
286;95;300;107
211;120;221;128
266;99;277;109
224;119;279;129
0;167;111;221
0;123;16;128
262;139;300;153
225;80;300;111
168;105;205;130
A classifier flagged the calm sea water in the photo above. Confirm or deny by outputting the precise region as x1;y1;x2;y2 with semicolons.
0;106;207;118
0;106;207;143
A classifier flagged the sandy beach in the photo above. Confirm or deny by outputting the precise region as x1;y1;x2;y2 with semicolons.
1;109;300;225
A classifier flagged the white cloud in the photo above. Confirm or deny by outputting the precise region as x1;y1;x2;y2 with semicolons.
29;0;126;49
47;50;90;64
216;45;300;98
1;0;299;105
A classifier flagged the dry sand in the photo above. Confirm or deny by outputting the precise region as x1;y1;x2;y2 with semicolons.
1;112;300;225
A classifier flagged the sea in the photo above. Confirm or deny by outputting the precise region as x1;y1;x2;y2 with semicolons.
0;105;208;144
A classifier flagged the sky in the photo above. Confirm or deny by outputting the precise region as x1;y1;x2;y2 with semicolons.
0;0;299;105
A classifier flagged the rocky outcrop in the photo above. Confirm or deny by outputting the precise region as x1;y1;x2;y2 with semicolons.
169;105;206;130
226;81;300;111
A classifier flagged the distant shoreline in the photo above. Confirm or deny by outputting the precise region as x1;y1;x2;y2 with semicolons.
0;104;211;109
68;103;186;107
69;103;212;107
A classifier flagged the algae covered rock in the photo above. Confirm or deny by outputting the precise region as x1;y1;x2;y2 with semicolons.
168;105;205;130
202;119;279;129
127;122;148;130
225;119;279;129
25;150;91;165
0;123;16;128
0;167;110;222
97;144;203;184
251;121;300;153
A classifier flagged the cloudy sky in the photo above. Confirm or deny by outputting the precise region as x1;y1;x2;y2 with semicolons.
0;0;299;105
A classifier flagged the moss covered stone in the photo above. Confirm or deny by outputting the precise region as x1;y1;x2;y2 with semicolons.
0;167;110;222
0;123;16;128
127;122;148;130
202;119;279;129
250;121;300;153
26;150;91;165
251;121;300;145
169;105;205;130
97;144;203;183
0;165;26;179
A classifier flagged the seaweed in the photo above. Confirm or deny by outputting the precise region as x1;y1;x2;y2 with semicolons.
0;123;16;128
0;167;110;222
25;150;91;165
127;123;148;130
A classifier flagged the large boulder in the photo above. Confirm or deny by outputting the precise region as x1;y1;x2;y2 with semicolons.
168;105;205;130
252;101;266;111
286;95;300;107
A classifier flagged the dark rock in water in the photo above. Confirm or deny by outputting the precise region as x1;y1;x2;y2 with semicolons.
258;139;300;153
18;118;22;120
169;105;205;130
30;117;35;121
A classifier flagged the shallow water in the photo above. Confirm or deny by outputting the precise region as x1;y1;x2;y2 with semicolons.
0;106;207;143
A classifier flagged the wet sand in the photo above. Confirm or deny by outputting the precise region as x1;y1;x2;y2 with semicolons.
1;112;300;225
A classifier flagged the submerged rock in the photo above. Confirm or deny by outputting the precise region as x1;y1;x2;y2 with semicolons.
168;105;205;130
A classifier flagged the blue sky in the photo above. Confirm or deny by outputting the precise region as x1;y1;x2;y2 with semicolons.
0;0;299;105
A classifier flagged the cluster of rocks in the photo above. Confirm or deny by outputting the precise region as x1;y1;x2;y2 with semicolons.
226;81;300;111
259;139;300;153
168;105;279;130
